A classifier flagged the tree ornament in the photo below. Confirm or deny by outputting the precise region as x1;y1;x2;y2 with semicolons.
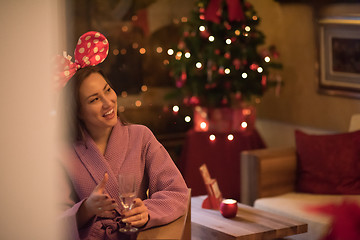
224;21;231;30
250;63;259;71
218;66;225;75
200;30;210;39
178;41;185;50
233;59;241;70
221;97;228;105
189;96;200;105
176;78;184;88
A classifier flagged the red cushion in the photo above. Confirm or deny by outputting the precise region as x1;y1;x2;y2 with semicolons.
295;130;360;194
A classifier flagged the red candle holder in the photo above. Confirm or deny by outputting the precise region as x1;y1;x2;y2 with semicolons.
220;199;238;218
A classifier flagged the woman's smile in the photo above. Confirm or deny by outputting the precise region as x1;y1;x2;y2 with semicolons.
103;108;115;119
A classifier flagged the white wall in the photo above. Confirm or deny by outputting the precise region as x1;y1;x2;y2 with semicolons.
251;1;360;132
256;118;336;148
0;1;63;239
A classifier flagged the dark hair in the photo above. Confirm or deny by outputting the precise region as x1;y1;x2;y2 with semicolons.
61;66;121;143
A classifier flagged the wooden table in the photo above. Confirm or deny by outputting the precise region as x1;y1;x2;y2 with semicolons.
191;196;307;240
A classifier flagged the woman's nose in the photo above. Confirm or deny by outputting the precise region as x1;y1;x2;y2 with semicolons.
102;96;113;107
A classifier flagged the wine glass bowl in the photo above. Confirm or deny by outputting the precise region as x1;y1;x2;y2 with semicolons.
118;174;138;233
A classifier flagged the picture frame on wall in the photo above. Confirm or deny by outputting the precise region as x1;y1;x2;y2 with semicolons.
318;17;360;99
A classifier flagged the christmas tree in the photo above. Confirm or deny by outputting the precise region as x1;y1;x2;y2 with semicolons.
169;0;282;108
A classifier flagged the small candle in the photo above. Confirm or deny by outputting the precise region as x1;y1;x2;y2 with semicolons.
220;199;238;218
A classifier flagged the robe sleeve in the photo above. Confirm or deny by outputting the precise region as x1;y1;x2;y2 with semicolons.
141;127;189;229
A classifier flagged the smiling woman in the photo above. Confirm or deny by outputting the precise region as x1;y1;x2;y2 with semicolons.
58;32;189;240
64;67;120;155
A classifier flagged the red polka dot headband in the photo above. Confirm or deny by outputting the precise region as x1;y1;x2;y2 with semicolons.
56;31;109;88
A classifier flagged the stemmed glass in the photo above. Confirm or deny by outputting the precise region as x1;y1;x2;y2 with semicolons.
118;174;138;233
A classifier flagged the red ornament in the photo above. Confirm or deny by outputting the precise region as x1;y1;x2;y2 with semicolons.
214;49;221;55
235;91;242;100
262;75;267;87
233;59;241;70
189;96;200;105
269;46;280;59
218;66;225;75
205;83;217;89
224;22;231;30
200;30;210;38
224;52;231;59
178;41;185;50
181;71;187;81
183;31;189;37
162;106;169;112
250;63;259;71
176;78;184;88
221;97;228;105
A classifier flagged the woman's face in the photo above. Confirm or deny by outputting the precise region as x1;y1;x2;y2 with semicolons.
78;72;118;136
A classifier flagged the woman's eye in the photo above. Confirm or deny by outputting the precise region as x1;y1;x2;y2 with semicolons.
106;87;111;92
90;97;99;103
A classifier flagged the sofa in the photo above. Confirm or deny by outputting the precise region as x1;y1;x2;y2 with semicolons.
241;114;360;240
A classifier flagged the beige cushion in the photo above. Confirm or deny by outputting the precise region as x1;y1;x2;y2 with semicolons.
254;193;360;240
349;114;360;132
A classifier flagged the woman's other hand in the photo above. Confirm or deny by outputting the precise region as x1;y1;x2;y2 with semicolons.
121;198;149;228
77;173;118;227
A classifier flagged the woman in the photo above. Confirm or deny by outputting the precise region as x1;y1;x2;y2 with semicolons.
58;32;189;239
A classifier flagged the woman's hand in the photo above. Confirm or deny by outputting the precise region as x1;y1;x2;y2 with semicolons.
77;173;118;227
121;198;149;228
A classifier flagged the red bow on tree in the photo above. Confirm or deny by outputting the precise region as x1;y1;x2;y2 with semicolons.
204;0;245;23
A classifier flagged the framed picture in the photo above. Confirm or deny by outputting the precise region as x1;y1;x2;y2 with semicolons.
318;17;360;98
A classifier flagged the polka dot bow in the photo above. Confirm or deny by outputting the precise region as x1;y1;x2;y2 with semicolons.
55;31;109;88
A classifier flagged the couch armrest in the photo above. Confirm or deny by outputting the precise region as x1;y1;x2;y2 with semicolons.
241;147;297;206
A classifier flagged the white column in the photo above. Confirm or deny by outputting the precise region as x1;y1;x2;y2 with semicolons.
0;1;64;239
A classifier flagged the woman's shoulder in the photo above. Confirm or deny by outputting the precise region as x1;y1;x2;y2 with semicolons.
124;124;155;139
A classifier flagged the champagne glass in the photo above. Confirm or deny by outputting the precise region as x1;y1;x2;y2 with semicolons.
118;174;138;233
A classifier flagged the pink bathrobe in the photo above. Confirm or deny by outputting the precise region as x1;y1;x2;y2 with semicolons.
59;119;189;239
